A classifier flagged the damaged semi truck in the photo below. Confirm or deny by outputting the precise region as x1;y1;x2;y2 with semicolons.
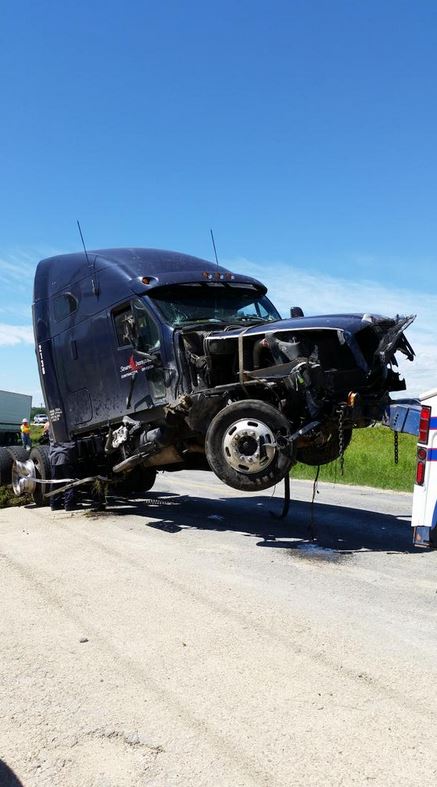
11;248;415;504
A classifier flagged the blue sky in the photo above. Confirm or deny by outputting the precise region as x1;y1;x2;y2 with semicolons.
0;0;436;402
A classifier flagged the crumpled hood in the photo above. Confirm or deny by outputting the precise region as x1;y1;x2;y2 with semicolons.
206;314;366;339
207;312;415;351
199;312;415;386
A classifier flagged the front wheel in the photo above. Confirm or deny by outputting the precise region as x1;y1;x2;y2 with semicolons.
205;400;294;492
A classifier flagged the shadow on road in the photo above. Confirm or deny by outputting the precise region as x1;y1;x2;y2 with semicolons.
0;760;24;787
98;489;420;556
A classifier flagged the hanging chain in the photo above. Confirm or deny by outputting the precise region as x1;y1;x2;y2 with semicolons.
394;430;399;465
338;403;346;476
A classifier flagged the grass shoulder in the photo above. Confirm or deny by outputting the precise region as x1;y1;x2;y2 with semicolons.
292;426;416;493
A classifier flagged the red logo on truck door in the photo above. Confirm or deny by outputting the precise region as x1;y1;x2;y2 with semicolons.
128;354;139;372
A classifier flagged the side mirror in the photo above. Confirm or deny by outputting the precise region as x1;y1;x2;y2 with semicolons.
290;306;304;318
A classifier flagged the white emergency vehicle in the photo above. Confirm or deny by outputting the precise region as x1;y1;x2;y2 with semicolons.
411;389;437;548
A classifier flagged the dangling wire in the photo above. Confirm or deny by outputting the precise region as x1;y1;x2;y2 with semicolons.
309;465;320;541
270;471;291;520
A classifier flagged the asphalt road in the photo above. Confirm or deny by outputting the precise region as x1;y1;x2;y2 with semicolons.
1;471;437;787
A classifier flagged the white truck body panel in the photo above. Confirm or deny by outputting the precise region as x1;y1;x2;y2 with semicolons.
0;389;32;434
411;389;437;547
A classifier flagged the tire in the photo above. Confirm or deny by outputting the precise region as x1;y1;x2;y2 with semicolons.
0;447;13;486
113;466;157;497
29;446;51;507
296;428;352;466
205;399;293;492
8;446;30;463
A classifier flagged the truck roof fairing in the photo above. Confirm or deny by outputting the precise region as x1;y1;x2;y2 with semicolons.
33;248;266;301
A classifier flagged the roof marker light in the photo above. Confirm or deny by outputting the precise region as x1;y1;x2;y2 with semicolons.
203;270;235;281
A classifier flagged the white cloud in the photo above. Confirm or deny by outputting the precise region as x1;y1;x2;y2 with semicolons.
227;257;436;397
0;246;64;295
0;304;32;319
0;323;34;346
0;254;36;283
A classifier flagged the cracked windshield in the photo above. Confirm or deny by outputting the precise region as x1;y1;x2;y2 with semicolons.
150;282;281;325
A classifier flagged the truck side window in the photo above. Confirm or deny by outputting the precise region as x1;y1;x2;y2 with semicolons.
132;299;160;353
53;293;78;322
113;301;160;352
114;305;132;346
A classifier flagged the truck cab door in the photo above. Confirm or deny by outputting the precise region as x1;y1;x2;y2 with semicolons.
113;298;166;412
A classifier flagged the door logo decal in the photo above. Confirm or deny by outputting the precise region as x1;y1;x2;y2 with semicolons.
120;355;153;379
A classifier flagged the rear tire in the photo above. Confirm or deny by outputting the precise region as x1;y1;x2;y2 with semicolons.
113;466;157;497
0;447;13;486
205;399;293;492
8;446;30;463
29;446;51;507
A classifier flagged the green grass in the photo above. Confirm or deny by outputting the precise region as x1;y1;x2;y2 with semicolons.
0;485;31;508
29;425;44;443
292;426;417;492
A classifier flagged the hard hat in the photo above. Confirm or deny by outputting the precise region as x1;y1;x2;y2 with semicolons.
22;418;28;423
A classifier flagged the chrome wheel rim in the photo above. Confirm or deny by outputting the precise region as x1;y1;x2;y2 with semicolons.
11;459;36;496
222;418;276;474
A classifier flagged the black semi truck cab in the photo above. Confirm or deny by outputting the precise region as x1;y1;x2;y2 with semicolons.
28;247;415;498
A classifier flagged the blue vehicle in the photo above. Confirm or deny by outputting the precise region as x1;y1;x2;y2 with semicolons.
26;247;415;500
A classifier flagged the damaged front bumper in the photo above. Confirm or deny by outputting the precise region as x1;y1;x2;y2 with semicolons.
172;312;415;488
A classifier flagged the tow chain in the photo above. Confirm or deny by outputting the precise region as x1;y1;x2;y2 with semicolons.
394;430;399;465
338;403;346;476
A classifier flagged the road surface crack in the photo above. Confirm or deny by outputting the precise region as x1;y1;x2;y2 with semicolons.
86;727;164;754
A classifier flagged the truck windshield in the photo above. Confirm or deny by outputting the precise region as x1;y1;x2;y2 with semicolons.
149;283;281;326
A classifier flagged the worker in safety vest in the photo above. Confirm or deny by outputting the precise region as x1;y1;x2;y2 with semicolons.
20;418;32;450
